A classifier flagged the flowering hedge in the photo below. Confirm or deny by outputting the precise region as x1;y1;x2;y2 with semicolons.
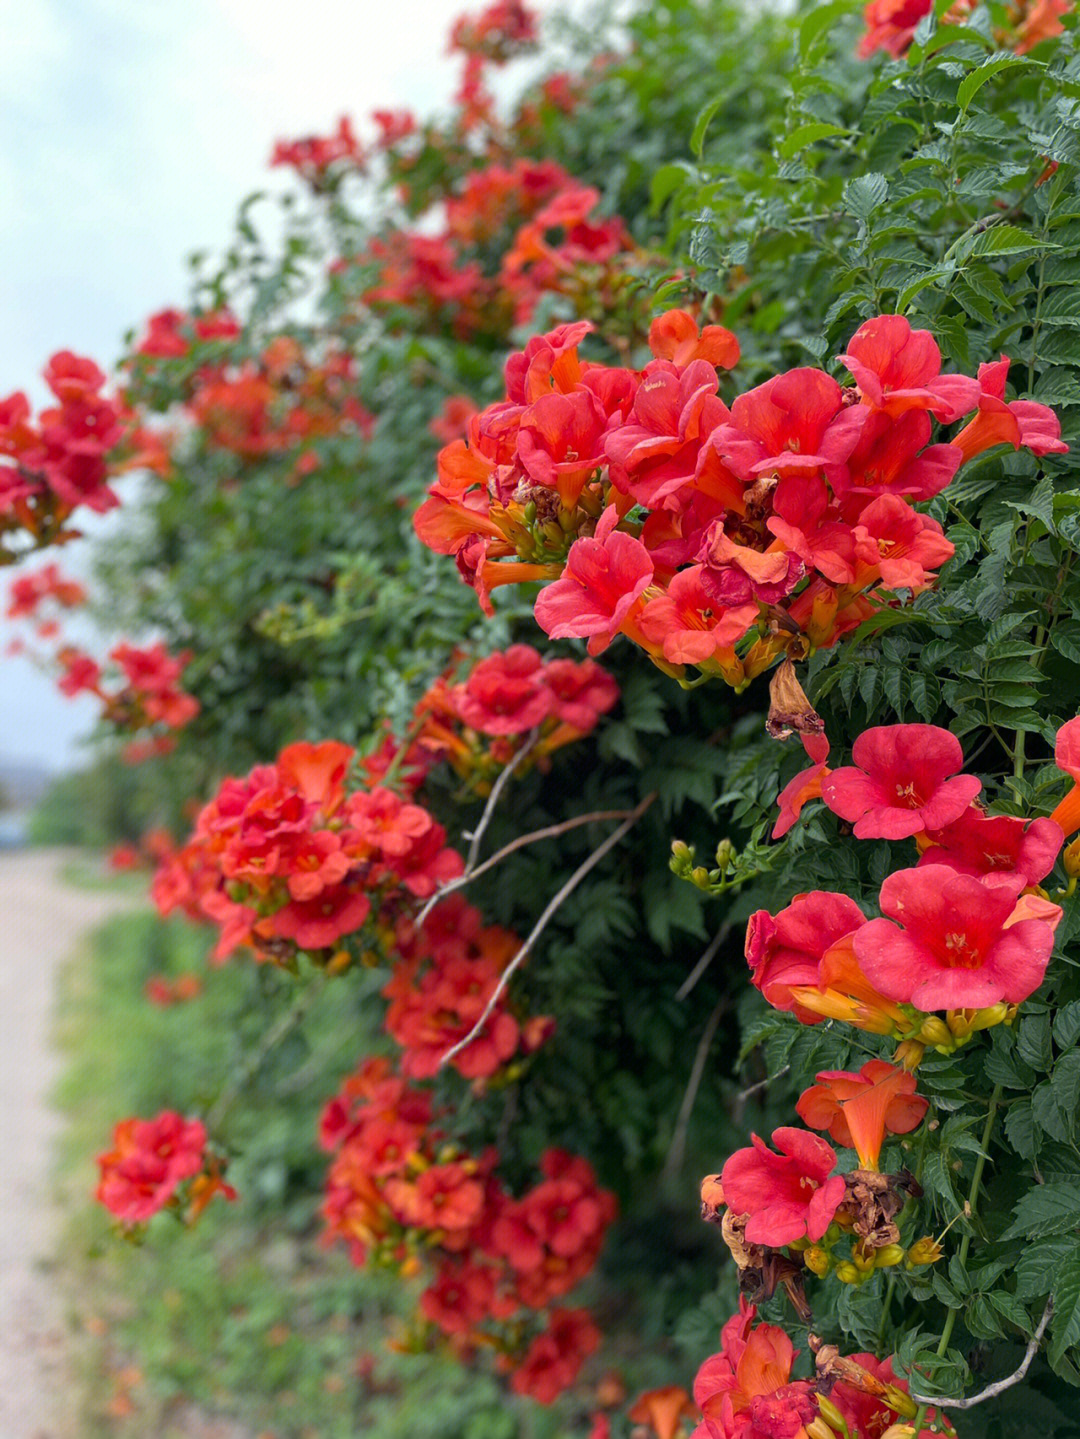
10;1;1080;1435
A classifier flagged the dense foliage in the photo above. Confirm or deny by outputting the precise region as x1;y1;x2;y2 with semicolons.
9;1;1080;1435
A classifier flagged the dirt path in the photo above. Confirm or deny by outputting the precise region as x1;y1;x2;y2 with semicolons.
0;848;144;1439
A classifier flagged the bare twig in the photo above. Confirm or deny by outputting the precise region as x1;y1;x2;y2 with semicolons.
438;791;657;1069
676;923;733;1001
417;808;638;915
663;999;727;1180
465;728;541;872
909;1298;1053;1411
414;728;541;928
737;1065;790;1102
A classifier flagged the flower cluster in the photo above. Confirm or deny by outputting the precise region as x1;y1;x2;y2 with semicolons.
858;0;1070;59
759;722;1064;1038
449;0;539;62
390;643;619;793
415;313;1064;688
691;1299;950;1439
343;159;642;339
383;894;553;1081
96;1111;235;1227
134;306;242;361
0;351;164;563
6;561;86;628
56;639;200;760
270;115;366;187
700;1057;932;1308
321;1055;614;1402
151;739;463;963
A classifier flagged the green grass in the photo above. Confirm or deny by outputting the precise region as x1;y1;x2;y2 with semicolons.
55;909;584;1438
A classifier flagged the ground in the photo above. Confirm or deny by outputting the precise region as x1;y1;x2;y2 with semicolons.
0;849;140;1439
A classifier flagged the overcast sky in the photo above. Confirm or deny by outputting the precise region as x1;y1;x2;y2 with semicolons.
1;0;587;774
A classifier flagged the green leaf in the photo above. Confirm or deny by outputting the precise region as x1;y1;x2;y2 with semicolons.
970;224;1055;258
957;54;1041;114
1052;1052;1080;1136
649;163;693;213
690;98;722;158
843;173;888;224
798;0;858;59
987;1289;1032;1333
1054;1000;1080;1051
779;122;849;160
1034;1080;1074;1144
1050;1243;1080;1368
1017;1011;1054;1073
1005;1097;1039;1161
1016;1237;1076;1298
1001;1182;1080;1240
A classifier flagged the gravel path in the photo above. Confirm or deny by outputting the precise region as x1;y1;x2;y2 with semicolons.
0;848;143;1439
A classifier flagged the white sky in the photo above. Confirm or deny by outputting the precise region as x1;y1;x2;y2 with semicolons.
0;0;586;773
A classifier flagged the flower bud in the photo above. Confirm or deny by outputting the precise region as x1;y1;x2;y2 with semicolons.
906;1235;944;1267
917;1016;952;1047
835;1260;860;1284
670;840;693;864
804;1245;831;1276
874;1244;905;1269
815;1396;849;1436
892;1039;925;1071
691;866;713;890
946;1009;973;1038
714;838;736;872
965;1002;1009;1033
880;1427;915;1439
807;1420;836;1439
1063;836;1080;878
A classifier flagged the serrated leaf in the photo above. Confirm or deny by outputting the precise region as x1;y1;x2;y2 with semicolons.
965;1293;1005;1339
987;1289;1032;1333
1054;1000;1080;1051
957;54;1041;113
1053;1052;1080;1136
1052;626;1080;666
1016;1237;1076;1298
1018;1011;1054;1073
843;173;888;223
1001;1181;1080;1240
1005;1097;1039;1160
1050;1244;1080;1368
1034;1080;1073;1144
970;224;1055;257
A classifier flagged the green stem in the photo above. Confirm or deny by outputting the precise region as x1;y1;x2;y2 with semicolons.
878;1273;897;1353
911;1084;1003;1431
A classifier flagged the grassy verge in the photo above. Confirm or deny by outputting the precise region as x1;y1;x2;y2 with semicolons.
56;909;543;1439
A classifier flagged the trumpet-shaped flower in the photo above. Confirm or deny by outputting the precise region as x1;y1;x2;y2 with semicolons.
854;864;1060;1011
951;357;1068;463
796;1061;928;1170
1050;715;1080;837
773;733;831;839
837;314;979;422
533;505;653;655
720;1127;846;1246
746;891;866;1021
918;807;1063;885
821;724;981;840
